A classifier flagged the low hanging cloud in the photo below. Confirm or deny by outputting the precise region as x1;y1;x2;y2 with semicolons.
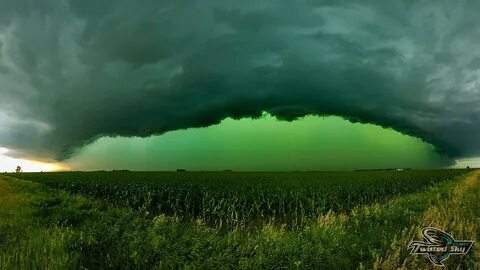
1;0;480;161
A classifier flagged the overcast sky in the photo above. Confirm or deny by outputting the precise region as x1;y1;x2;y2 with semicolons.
1;1;480;170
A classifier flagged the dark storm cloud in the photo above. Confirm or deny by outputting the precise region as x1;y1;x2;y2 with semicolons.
1;0;480;161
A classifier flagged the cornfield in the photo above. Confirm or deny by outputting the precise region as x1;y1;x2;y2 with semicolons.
15;169;469;229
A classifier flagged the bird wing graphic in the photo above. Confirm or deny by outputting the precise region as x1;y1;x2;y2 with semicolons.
423;227;453;245
428;253;446;266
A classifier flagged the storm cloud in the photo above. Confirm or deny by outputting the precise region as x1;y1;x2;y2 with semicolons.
1;0;480;161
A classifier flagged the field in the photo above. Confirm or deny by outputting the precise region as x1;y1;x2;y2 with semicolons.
0;169;479;269
9;170;471;229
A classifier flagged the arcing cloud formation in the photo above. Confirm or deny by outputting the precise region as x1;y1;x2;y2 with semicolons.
0;0;480;161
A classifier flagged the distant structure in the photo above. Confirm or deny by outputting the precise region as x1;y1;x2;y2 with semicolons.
355;168;412;172
15;166;22;173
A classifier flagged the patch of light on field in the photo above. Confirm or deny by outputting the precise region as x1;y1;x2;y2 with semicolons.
452;157;480;169
0;148;68;172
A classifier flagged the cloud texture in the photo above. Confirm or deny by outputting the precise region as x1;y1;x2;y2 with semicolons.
0;0;480;161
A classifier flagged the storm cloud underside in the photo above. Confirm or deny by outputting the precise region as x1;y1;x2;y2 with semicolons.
0;0;480;161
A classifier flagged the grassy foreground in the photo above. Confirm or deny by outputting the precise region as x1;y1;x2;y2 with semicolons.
0;170;478;269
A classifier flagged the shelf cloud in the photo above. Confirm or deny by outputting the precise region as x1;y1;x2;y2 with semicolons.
1;0;480;161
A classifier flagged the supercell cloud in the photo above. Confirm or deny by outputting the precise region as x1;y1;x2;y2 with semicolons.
0;0;480;161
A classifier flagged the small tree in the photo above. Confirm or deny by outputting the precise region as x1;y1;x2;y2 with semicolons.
15;166;22;173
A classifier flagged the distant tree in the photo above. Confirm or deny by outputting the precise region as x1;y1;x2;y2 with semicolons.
15;166;22;173
467;166;470;169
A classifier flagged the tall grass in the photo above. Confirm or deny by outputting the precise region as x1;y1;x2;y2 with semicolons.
1;170;477;269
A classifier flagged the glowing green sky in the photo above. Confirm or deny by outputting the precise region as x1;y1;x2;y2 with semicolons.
3;1;480;169
65;114;450;171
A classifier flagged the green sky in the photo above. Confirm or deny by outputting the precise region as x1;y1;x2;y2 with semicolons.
3;1;480;168
65;114;450;171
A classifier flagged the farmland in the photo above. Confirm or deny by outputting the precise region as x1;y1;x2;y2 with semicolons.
1;169;479;269
12;170;470;229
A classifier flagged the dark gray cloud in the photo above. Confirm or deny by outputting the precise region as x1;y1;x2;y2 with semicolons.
1;0;480;161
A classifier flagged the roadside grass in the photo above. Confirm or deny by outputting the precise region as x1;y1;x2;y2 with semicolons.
373;170;480;269
0;171;478;269
0;178;79;269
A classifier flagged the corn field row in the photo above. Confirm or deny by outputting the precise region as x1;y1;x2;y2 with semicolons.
12;170;470;229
